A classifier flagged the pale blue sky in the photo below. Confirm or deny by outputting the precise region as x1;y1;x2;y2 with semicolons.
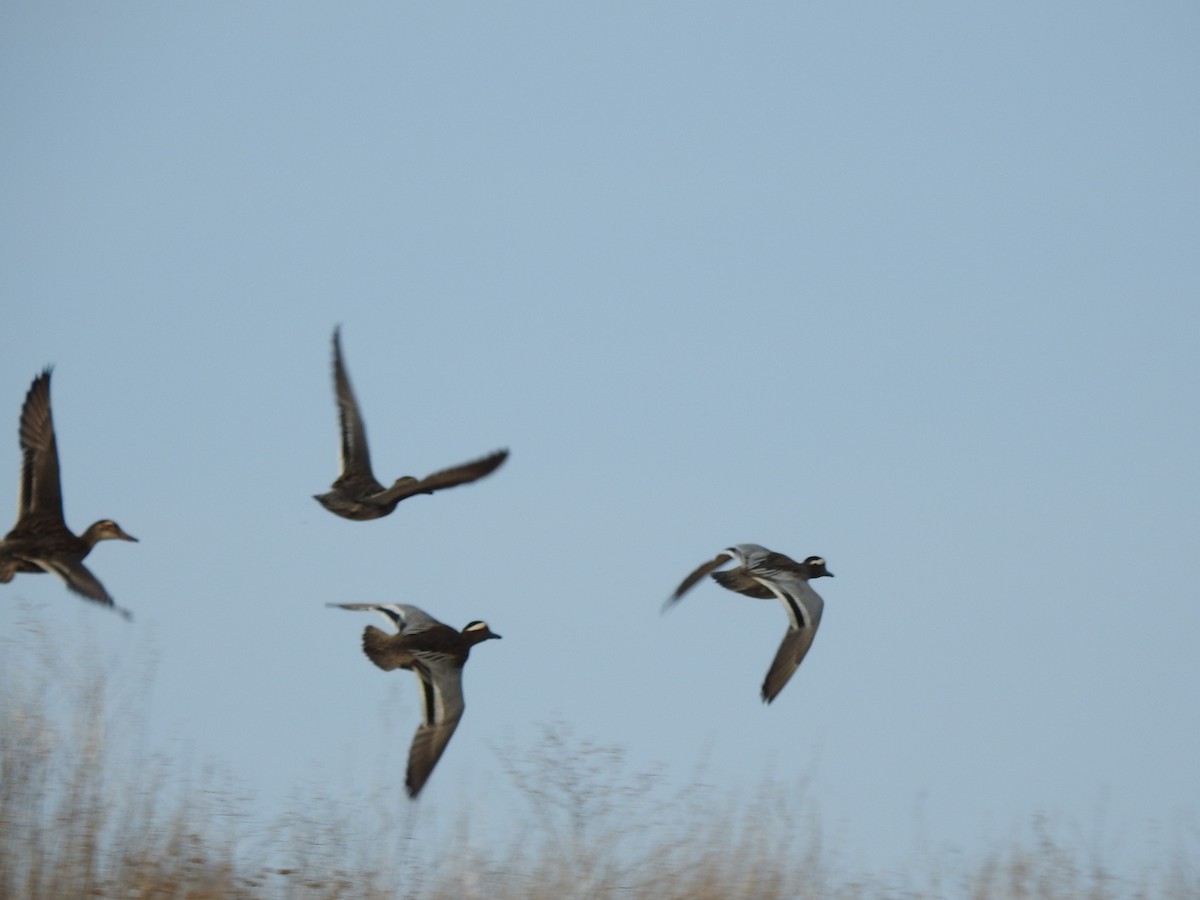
2;0;1198;879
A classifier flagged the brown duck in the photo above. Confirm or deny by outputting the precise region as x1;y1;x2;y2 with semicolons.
0;369;137;618
314;327;508;520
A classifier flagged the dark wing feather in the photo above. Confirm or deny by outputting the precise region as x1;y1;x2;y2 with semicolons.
378;449;509;505
331;328;381;489
406;717;462;798
404;663;466;797
28;555;131;619
665;552;733;609
17;370;64;524
760;626;818;704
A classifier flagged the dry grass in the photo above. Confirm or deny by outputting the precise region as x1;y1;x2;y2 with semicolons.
1;607;1195;899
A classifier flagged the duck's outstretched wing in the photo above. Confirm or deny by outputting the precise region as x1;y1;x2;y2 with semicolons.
664;551;734;610
16;369;64;525
376;449;509;506
760;625;818;704
24;553;131;620
405;657;467;798
755;573;825;704
327;602;445;634
330;327;383;492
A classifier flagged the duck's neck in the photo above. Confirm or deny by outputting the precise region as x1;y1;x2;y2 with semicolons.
79;522;113;546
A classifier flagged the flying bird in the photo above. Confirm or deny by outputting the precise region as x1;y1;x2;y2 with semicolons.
328;602;501;797
0;369;137;618
314;327;508;521
666;544;833;703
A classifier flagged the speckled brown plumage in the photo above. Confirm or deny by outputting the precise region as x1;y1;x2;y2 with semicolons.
0;369;136;618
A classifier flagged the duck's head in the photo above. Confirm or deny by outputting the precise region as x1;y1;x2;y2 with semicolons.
803;556;834;579
83;520;139;544
462;620;502;642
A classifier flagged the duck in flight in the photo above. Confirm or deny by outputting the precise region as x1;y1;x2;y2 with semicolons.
328;602;501;797
0;369;137;618
314;327;508;520
666;544;833;703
